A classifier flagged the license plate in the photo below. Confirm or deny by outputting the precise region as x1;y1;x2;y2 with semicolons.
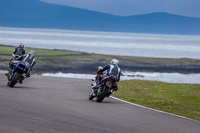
106;81;113;88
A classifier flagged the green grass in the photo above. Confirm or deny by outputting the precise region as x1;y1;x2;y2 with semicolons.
0;45;89;66
0;46;17;55
0;45;83;56
113;80;200;120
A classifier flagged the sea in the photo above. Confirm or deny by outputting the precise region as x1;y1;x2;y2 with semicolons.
42;72;200;84
0;27;200;59
1;27;200;84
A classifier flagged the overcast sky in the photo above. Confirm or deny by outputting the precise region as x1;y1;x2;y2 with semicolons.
41;0;200;18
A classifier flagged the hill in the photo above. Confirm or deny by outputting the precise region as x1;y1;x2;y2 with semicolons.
0;0;200;35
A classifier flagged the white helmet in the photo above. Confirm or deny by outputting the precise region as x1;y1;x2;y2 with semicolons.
98;66;103;71
28;50;35;55
110;59;119;65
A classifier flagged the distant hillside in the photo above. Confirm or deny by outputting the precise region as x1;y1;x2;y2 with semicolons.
0;0;200;35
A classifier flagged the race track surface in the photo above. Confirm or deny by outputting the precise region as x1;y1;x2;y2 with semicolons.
0;72;199;133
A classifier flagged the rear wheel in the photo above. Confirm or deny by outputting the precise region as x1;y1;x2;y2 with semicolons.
96;86;107;102
8;72;20;87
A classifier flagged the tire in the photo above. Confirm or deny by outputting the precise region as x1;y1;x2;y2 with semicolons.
96;86;107;103
9;72;20;87
89;90;95;100
89;94;95;100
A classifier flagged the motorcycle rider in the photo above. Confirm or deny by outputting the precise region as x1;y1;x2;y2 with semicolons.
19;50;36;84
13;43;25;56
6;43;26;76
95;59;121;91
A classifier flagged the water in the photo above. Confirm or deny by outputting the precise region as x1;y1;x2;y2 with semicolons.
0;27;200;59
42;72;200;84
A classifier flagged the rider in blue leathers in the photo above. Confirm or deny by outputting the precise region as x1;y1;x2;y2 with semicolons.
96;59;121;91
18;50;36;84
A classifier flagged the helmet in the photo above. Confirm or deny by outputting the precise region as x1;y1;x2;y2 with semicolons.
110;59;119;65
28;50;35;55
98;66;103;71
18;43;24;48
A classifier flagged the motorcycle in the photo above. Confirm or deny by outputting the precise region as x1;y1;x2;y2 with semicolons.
89;72;118;102
6;53;34;87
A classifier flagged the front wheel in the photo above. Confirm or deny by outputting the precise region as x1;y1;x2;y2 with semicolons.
96;86;108;102
89;90;95;100
8;72;20;87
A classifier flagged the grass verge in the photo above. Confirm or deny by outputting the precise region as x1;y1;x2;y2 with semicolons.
113;80;200;120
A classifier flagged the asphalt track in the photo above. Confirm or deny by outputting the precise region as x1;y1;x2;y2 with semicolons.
0;71;199;133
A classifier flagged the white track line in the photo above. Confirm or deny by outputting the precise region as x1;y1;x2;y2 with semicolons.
110;96;200;122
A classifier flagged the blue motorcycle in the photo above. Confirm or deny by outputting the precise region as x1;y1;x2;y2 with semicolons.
7;59;27;87
6;51;36;87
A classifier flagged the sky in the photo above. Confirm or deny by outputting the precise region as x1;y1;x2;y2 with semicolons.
40;0;200;18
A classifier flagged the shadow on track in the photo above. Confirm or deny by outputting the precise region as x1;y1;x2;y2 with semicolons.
1;85;36;89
